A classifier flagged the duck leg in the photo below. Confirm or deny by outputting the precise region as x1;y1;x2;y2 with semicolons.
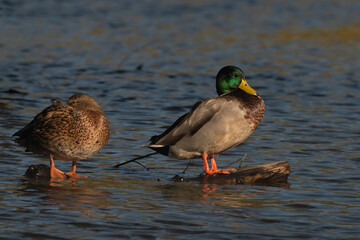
49;155;66;179
209;155;236;174
202;153;210;173
65;161;87;179
201;153;236;175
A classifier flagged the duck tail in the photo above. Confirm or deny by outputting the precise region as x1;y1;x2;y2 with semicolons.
113;152;158;168
142;144;165;148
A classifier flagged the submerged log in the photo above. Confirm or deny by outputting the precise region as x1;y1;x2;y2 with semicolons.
25;161;290;186
173;161;290;186
24;164;50;180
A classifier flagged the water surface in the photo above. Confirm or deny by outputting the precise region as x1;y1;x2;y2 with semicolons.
1;0;360;239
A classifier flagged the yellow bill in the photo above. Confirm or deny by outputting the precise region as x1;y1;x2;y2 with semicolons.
239;79;258;96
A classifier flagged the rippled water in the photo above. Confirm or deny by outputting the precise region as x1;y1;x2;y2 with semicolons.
1;0;360;239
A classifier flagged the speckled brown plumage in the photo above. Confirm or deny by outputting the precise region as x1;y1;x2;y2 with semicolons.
13;93;109;180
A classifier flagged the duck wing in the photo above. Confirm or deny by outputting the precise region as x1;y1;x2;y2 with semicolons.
148;97;222;147
13;98;63;136
13;100;75;153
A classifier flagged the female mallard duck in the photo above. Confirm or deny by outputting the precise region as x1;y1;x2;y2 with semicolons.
13;93;110;180
146;66;265;175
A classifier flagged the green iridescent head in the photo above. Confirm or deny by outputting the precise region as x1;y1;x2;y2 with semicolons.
215;66;257;96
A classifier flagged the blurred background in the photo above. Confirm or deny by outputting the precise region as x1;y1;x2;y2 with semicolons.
1;0;359;239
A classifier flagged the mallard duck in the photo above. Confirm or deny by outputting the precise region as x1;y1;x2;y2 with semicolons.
146;66;265;175
13;93;110;180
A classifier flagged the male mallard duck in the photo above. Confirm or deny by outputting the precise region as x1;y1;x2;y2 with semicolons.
146;66;265;175
13;93;110;180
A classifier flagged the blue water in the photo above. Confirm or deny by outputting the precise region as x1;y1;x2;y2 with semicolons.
1;0;360;239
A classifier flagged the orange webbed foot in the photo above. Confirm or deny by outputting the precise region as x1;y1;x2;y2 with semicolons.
202;153;237;175
65;172;88;180
49;155;66;180
203;168;237;175
65;161;87;180
50;167;66;180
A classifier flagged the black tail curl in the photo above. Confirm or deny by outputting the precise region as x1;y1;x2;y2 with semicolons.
113;152;158;168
